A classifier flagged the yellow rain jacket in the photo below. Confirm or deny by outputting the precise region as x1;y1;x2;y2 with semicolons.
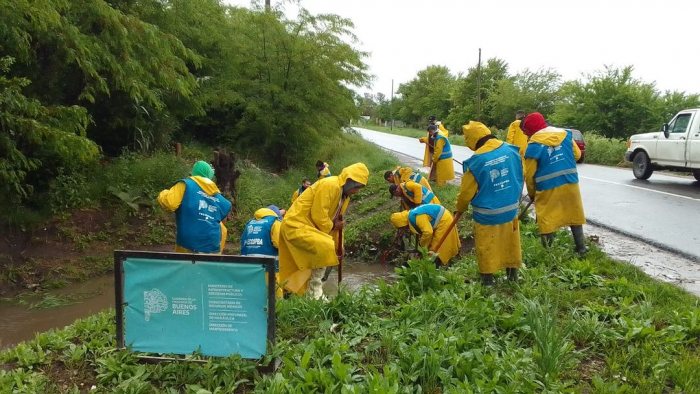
524;127;586;234
390;207;460;265
158;176;228;254
317;162;331;179
400;180;441;207
392;166;432;191
506;120;528;157
279;163;369;295
432;131;456;186
456;122;522;274
419;123;449;166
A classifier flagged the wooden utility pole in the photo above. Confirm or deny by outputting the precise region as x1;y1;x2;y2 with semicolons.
476;48;482;121
390;79;394;130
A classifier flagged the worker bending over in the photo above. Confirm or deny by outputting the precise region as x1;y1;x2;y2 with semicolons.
389;180;440;209
241;205;286;297
390;204;460;267
384;167;432;191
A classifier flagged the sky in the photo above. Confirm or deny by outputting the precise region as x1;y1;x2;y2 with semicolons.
223;0;700;98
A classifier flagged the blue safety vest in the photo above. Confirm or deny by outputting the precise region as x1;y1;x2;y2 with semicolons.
241;215;280;272
409;172;424;184
401;182;435;205
175;178;231;253
464;143;523;225
436;134;453;160
408;204;446;234
524;129;578;191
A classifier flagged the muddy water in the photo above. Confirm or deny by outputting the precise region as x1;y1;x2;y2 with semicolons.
0;260;395;350
585;224;700;297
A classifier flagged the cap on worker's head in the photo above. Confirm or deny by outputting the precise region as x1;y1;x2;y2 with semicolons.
316;160;324;168
266;205;283;219
390;211;409;228
388;183;398;198
461;121;492;151
427;124;438;132
428;115;437;121
192;161;215;180
520;112;547;136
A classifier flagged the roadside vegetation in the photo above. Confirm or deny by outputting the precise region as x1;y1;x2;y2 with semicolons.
2;220;699;393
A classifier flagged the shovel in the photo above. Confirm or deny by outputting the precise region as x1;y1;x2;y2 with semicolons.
429;211;462;265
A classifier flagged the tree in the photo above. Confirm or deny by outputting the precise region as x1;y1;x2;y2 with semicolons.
396;66;455;127
447;58;509;131
551;66;660;138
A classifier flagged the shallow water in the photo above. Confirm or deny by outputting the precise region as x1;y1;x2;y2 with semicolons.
0;259;395;350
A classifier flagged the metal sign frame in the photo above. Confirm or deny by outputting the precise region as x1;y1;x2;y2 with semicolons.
114;250;276;368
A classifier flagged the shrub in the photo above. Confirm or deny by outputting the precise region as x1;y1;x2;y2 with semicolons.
583;132;628;166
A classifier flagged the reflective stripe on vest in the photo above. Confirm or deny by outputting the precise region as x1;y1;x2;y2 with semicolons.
535;168;578;183
409;173;423;184
402;183;435;205
408;204;446;233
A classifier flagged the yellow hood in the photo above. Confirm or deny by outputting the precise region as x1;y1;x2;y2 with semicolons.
390;211;409;228
254;208;278;220
190;176;221;196
529;126;568;147
462;121;492;151
339;163;370;186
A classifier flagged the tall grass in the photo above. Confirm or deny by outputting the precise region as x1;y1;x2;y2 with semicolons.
583;132;629;166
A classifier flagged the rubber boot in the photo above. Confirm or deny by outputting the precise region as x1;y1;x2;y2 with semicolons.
308;268;327;301
571;225;588;255
481;273;495;286
541;233;554;248
506;268;518;281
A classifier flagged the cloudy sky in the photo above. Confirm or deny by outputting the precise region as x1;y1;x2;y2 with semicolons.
224;0;699;98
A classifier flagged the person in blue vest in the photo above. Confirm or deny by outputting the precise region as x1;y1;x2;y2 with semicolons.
520;112;587;254
390;204;460;267
389;180;441;209
455;122;524;285
158;161;232;254
430;125;456;186
241;205;286;297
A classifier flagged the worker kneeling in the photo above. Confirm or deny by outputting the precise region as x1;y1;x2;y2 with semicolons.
278;163;369;300
241;205;286;297
520;113;587;254
390;204;460;267
389;180;440;209
456;122;524;285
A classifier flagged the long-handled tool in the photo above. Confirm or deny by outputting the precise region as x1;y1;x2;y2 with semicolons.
380;228;407;264
518;199;534;221
336;215;344;285
429;211;463;264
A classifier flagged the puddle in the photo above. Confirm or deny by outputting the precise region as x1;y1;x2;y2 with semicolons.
0;260;396;350
585;224;700;297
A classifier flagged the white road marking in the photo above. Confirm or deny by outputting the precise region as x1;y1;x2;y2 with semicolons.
579;175;700;202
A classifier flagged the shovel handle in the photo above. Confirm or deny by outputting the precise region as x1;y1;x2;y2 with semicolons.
430;211;462;259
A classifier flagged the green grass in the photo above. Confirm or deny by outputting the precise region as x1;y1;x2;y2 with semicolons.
2;223;699;393
583;132;630;166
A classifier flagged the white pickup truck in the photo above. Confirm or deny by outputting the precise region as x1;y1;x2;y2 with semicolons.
625;108;700;181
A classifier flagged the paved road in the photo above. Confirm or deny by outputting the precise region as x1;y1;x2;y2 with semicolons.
355;127;700;261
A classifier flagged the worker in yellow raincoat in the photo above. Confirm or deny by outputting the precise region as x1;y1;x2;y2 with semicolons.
158;161;232;254
520;112;587;254
316;161;331;179
384;167;432;191
291;179;312;204
505;110;528;157
431;125;456;186
456;122;524;285
279;163;369;300
389;180;441;209
390;204;460;266
240;206;286;297
418;115;449;171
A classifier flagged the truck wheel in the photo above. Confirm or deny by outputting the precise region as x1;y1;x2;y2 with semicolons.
693;170;700;182
632;151;653;180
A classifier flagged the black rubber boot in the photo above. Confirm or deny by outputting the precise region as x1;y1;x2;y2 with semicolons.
571;225;588;255
506;268;518;281
481;273;495;286
541;233;554;248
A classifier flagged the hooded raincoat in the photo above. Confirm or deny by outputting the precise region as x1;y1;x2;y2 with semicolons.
432;131;456;186
391;166;432;191
456;122;523;274
390;205;460;265
399;180;441;207
506;120;528;157
158;173;231;254
419;123;449;167
521;113;585;234
279;163;369;295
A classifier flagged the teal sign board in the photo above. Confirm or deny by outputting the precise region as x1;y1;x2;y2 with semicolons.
118;254;273;359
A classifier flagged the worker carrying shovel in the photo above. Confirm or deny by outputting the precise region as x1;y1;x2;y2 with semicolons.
278;163;369;300
455;122;524;285
520;112;587;254
389;204;461;267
